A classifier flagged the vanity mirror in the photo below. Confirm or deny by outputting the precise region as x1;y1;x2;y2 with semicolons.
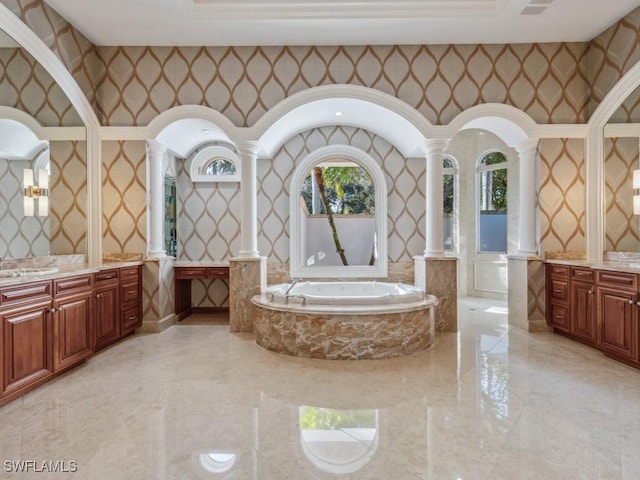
0;29;87;259
604;83;640;252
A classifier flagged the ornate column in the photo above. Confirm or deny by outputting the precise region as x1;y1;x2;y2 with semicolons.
231;140;265;332
238;141;260;259
516;138;539;255
146;140;167;258
424;138;449;256
415;138;458;332
508;138;547;332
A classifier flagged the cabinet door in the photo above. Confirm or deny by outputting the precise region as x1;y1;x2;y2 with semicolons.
94;285;120;351
54;291;93;371
597;287;638;363
572;281;596;345
1;300;53;396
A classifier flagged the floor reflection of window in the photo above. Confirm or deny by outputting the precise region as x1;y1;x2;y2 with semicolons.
192;450;237;479
299;406;378;475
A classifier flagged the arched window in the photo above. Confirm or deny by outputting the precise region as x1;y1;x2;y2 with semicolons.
477;151;507;253
188;144;240;182
290;145;387;278
443;156;457;252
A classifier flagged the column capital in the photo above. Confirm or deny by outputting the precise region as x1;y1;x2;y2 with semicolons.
146;139;168;157
237;140;262;158
514;138;539;157
422;138;450;157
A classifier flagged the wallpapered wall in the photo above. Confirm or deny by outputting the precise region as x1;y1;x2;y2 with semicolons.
0;47;82;126
49;140;87;254
0;158;49;257
92;42;591;127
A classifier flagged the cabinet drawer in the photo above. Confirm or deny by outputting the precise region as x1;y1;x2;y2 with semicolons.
120;266;140;282
121;305;141;332
121;284;140;304
95;268;119;284
548;264;570;278
176;267;206;279
0;281;52;307
596;270;637;290
548;303;570;331
549;279;569;302
571;267;594;283
53;275;93;297
206;267;229;279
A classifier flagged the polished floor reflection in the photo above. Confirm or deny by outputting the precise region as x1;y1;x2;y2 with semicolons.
1;297;639;479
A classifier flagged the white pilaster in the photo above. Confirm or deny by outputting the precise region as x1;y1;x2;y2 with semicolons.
238;141;260;258
423;138;450;257
515;138;539;255
146;140;167;259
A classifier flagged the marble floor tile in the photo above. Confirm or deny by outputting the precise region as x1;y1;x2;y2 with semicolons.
1;297;639;479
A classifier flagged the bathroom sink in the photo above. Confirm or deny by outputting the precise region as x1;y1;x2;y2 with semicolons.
19;267;59;277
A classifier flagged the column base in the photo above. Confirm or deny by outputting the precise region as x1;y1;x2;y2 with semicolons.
414;255;458;332
229;256;267;333
507;256;549;332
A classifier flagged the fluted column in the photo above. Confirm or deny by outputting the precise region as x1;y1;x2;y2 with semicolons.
238;141;260;258
423;138;450;256
146;140;167;258
515;139;539;255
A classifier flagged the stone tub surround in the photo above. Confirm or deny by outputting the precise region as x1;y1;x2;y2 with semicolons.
252;295;437;360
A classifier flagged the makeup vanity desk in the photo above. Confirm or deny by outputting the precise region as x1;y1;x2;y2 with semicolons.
174;261;230;320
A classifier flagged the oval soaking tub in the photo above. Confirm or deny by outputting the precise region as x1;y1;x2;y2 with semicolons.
251;281;438;360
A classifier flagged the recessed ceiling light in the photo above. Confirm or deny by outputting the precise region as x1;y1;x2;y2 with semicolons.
335;111;343;117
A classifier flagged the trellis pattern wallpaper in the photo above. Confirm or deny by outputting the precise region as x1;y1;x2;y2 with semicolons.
0;0;97;108
0;158;49;257
0;47;82;126
538;138;585;254
589;7;640;117
604;137;640;252
101;140;146;255
49;140;87;254
93;43;591;127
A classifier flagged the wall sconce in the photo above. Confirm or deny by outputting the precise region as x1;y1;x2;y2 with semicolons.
23;168;49;217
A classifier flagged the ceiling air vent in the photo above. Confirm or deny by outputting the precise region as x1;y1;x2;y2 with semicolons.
520;6;546;15
520;0;553;15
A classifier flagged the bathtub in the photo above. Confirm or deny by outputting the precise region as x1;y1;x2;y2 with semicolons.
251;281;438;360
263;281;426;307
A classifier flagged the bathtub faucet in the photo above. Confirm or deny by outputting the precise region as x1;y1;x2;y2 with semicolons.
285;278;300;295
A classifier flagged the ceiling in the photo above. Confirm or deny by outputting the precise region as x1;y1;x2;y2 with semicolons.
41;0;640;47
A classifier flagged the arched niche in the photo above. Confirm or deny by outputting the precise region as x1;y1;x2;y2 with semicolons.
289;144;388;278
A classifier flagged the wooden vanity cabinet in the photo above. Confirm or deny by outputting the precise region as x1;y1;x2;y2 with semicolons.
0;281;54;399
52;275;94;372
546;264;640;368
94;269;120;351
596;270;638;365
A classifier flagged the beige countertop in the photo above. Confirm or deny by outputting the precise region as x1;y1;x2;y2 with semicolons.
0;261;143;288
545;258;640;274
